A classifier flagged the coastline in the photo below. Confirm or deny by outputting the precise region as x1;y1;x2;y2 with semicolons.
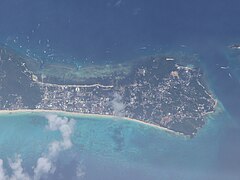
0;109;187;138
202;97;218;116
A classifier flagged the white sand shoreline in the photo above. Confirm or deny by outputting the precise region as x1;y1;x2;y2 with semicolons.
0;98;221;138
0;109;186;138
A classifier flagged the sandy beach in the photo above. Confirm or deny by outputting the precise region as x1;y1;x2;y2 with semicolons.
0;95;220;139
0;109;186;137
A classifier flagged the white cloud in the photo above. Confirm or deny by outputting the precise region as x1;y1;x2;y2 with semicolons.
76;162;85;179
0;156;30;180
0;114;77;180
0;159;7;180
112;92;125;117
33;114;75;180
8;155;30;180
33;157;55;180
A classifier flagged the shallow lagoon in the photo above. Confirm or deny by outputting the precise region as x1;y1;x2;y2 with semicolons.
0;103;239;180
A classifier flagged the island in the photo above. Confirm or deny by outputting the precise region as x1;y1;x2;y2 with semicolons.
0;46;217;138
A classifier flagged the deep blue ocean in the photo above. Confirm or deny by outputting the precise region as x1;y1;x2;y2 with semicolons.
0;0;240;179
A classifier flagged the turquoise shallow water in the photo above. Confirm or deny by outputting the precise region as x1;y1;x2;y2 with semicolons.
0;105;239;180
